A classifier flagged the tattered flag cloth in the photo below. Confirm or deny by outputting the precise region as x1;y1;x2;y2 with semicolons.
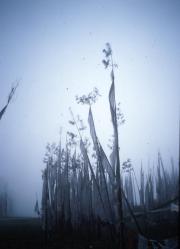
88;107;99;153
109;79;116;127
0;105;8;120
108;72;121;184
98;143;115;186
0;84;18;121
88;106;115;185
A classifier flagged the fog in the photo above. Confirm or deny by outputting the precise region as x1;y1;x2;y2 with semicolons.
0;0;179;216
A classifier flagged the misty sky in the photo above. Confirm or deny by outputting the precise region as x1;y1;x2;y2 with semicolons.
0;0;179;216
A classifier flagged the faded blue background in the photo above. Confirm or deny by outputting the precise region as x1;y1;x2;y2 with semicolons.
0;0;179;216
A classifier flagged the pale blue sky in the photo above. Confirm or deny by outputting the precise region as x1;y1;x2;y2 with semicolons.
0;0;179;216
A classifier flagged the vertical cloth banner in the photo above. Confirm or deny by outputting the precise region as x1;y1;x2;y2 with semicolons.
88;106;115;185
88;107;115;223
0;105;8;120
0;84;18;120
109;74;120;184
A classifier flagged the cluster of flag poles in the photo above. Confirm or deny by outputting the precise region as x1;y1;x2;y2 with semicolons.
41;55;129;245
41;45;178;247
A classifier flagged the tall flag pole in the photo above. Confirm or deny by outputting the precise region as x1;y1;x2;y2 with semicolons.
105;44;124;248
